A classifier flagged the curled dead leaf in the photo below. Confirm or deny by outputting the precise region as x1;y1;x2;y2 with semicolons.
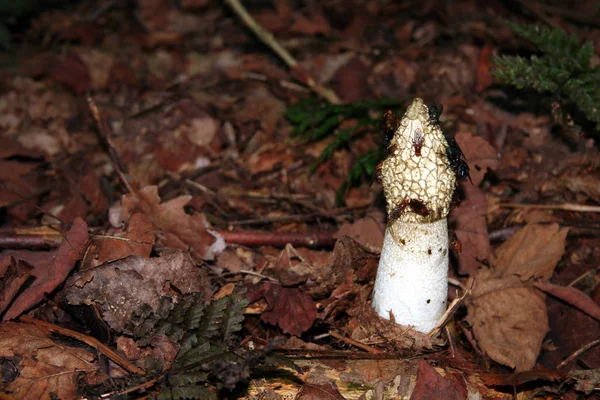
466;223;568;371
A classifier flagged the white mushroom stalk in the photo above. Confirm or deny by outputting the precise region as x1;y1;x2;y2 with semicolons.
372;98;457;333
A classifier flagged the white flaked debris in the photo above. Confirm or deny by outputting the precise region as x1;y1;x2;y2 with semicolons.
380;98;456;223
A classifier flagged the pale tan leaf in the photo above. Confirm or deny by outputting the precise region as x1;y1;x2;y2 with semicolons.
491;223;569;280
467;274;549;371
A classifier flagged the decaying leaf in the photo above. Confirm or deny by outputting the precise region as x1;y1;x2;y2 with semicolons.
82;212;155;270
2;218;89;321
64;251;213;334
450;182;490;275
296;382;345;400
568;369;600;395
334;210;385;250
454;132;499;186
247;282;317;336
467;223;569;371
490;223;569;280
0;258;34;317
0;321;105;399
410;360;469;400
118;185;224;261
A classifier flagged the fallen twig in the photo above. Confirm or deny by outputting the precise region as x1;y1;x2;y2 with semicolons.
223;0;341;104
329;331;382;354
88;95;132;193
19;316;145;375
499;202;600;213
557;338;600;369
217;229;337;248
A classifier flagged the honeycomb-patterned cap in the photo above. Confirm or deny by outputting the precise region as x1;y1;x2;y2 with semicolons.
380;98;456;224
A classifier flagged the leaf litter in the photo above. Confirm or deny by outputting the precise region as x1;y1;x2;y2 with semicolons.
0;0;599;399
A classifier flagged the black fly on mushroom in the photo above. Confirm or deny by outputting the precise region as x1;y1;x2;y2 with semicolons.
372;98;470;333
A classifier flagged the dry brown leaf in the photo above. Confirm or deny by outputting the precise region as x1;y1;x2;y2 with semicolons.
410;360;468;400
491;223;569;280
334;211;385;250
0;321;105;399
2;218;89;321
450;182;490;275
467;273;548;371
82;213;155;270
534;280;600;322
50;53;91;94
64;251;212;334
0;258;34;317
120;185;223;261
455;132;499;186
568;369;600;395
467;223;569;371
296;382;344;400
247;282;317;336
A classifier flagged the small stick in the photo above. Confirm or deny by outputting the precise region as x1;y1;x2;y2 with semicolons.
223;0;341;105
101;377;159;398
499;202;600;213
0;234;63;249
329;330;382;354
87;95;132;193
0;229;338;249
19;316;145;375
557;338;600;369
217;230;337;248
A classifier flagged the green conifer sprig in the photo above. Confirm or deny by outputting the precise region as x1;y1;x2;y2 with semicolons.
492;22;600;130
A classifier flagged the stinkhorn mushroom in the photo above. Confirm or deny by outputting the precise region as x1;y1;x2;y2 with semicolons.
372;98;459;333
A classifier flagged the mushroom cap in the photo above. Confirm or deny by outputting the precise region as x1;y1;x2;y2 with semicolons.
381;98;456;224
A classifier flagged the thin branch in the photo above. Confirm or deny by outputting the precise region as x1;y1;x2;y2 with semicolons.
499;202;600;213
20;316;145;375
87;95;132;193
216;229;337;248
223;0;341;104
0;234;63;249
329;331;382;354
557;338;600;369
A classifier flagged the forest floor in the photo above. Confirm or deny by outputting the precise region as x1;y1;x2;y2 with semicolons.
0;0;600;399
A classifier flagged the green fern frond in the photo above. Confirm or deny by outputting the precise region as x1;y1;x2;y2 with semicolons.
184;298;207;331
194;296;227;339
335;148;383;205
174;341;225;370
157;385;216;400
217;290;248;340
167;372;210;387
286;97;402;203
123;287;294;398
493;22;600;130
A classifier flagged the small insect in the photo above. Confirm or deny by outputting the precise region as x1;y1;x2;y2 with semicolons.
449;230;463;254
408;199;429;217
388;198;430;223
427;104;444;127
412;128;424;157
381;110;400;148
375;160;383;182
456;160;471;181
444;134;472;183
389;199;409;222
